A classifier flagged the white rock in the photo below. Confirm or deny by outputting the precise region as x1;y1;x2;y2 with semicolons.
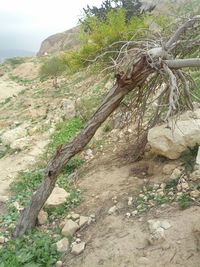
55;261;63;267
128;197;133;206
170;168;182;180
79;216;89;228
71;241;85;255
148;220;161;233
37;210;48;225
85;149;94;159
108;205;118;215
45;186;70;207
56;238;69;252
160;221;171;230
148;227;165;245
62;220;79;237
126;212;131;218
148;110;200;159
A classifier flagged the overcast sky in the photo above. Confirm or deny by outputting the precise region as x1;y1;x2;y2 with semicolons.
0;0;103;53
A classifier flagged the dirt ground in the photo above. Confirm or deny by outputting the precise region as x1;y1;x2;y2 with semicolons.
62;159;200;267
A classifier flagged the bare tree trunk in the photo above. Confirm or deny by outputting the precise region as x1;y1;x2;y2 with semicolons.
13;56;153;238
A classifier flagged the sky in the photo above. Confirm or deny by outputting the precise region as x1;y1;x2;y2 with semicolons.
0;0;103;53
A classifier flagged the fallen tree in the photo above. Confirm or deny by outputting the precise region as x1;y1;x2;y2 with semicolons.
14;15;200;238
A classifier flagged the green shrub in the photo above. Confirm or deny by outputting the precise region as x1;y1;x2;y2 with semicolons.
40;56;66;87
180;145;199;172
0;230;61;267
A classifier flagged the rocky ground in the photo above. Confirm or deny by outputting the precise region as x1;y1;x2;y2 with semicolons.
0;59;200;267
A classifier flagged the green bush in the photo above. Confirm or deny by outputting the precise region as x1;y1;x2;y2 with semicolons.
40;56;66;86
0;231;61;267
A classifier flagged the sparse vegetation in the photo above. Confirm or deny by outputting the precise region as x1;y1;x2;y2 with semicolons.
40;56;66;87
180;145;199;172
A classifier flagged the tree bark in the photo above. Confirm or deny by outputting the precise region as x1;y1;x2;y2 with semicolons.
13;56;153;238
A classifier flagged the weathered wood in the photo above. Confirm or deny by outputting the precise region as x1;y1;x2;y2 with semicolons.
13;56;153;238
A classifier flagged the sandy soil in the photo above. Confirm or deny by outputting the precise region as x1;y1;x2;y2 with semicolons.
0;75;25;102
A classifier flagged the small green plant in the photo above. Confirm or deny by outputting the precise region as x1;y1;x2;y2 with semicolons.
0;230;61;267
178;193;191;209
10;170;43;206
180;145;199;172
48;117;84;153
165;178;179;190
103;123;112;133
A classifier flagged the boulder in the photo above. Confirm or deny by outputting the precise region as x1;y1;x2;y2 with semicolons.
148;109;200;159
45;186;70;208
62;219;79;237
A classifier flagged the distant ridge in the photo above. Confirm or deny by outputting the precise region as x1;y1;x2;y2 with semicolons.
0;49;35;62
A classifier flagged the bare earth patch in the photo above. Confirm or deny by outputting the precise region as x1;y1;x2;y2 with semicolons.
62;160;200;267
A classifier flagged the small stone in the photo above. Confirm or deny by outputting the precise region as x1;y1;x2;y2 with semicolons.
190;170;200;181
132;210;138;216
128;197;133;206
157;189;164;196
190;190;200;198
56;238;69;252
160;221;171;230
148;220;161;233
153;184;160;190
37;210;48;225
160;183;166;190
71;241;85;255
170;168;182;180
62;219;79;237
56;261;63;267
71;213;80;220
76;238;81;243
0;236;5;244
126;212;131;218
87;217;93;225
90;214;95;219
168;191;174;196
108;205;117;215
45;187;70;208
148;227;165;245
79;216;89;228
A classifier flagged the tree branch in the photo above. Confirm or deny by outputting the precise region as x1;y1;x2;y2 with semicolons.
165;16;200;50
164;58;200;69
